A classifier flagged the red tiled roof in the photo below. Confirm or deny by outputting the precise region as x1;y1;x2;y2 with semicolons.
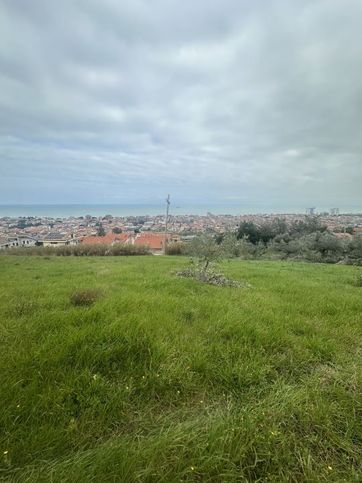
334;232;353;239
81;232;130;245
134;233;171;250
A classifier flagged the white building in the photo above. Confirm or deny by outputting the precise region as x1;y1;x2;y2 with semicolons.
40;233;78;247
0;235;38;249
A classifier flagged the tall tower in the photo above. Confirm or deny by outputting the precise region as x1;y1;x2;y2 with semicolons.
306;207;316;216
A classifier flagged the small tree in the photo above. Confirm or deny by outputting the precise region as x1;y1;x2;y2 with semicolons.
237;218;288;245
178;234;249;287
187;235;222;271
236;221;260;244
97;223;106;237
347;235;362;265
290;216;327;236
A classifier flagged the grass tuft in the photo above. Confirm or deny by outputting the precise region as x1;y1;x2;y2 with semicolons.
70;289;101;307
355;273;362;287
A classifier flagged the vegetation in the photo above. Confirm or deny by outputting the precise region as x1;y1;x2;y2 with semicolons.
176;263;248;287
167;219;362;266
355;273;362;287
96;223;106;237
165;241;184;255
70;289;102;307
235;217;327;244
0;243;151;257
0;256;361;481
176;235;247;287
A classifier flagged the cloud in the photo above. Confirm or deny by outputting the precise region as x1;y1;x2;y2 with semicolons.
0;0;361;208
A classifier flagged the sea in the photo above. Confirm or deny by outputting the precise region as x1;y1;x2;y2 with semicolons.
0;204;361;218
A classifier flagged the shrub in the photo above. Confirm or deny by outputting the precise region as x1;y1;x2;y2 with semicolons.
355;273;362;287
185;235;223;269
109;243;150;256
269;232;346;263
346;236;362;265
220;235;265;259
70;289;101;307
236;218;288;244
1;244;151;257
165;242;185;255
177;264;250;288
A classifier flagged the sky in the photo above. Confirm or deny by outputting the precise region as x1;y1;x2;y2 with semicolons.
0;0;362;209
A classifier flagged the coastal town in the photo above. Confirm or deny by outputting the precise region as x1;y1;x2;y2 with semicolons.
1;210;362;252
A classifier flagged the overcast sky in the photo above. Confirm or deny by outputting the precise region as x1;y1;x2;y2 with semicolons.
1;0;362;208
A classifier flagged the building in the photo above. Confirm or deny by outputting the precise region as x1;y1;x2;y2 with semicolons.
0;235;38;249
80;231;179;253
134;233;179;253
40;233;77;247
81;232;133;245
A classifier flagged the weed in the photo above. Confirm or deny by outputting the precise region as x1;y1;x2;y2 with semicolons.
177;263;250;287
355;273;362;286
70;289;101;307
2;244;151;257
7;298;39;318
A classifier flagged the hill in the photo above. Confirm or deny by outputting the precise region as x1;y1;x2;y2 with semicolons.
0;256;361;481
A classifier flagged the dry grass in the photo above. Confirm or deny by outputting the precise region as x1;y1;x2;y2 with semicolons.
70;289;101;307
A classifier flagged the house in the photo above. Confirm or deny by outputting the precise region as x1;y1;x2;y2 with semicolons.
134;233;179;253
0;235;38;249
80;231;180;253
334;232;353;240
81;232;133;245
40;233;77;247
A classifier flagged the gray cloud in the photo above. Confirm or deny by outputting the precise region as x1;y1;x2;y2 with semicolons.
0;0;362;208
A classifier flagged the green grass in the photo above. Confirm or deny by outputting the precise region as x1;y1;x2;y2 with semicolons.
0;256;361;482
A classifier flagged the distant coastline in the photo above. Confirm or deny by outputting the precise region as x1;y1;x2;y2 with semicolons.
0;204;361;218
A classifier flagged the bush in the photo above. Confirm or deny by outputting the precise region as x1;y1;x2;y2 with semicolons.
185;235;223;268
355;273;362;287
165;242;185;255
177;264;249;288
346;236;362;265
70;289;101;307
1;244;151;257
269;232;346;263
109;244;150;256
236;218;288;244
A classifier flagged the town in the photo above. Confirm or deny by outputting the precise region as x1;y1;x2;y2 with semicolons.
1;210;362;252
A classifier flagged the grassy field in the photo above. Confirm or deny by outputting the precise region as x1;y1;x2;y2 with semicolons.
0;256;361;482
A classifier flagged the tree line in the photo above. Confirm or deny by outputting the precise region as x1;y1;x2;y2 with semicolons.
167;216;362;265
